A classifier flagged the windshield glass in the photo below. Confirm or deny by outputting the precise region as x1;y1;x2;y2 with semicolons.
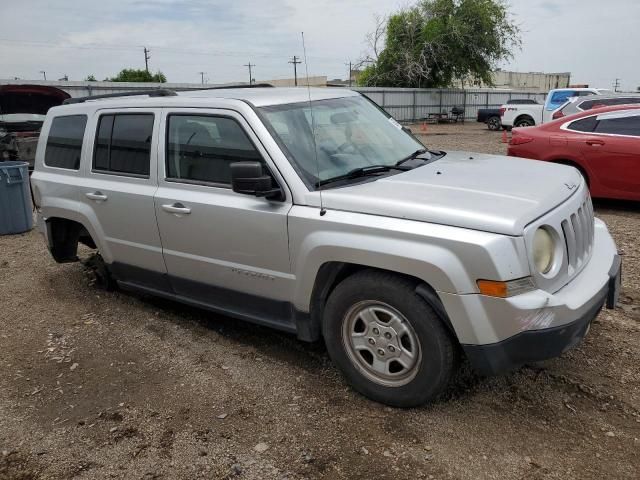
259;96;425;188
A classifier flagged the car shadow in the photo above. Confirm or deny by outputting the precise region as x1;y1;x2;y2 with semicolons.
593;197;640;213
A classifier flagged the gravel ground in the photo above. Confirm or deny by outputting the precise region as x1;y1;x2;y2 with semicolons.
1;122;639;479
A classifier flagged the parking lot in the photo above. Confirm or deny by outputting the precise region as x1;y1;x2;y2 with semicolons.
1;122;638;480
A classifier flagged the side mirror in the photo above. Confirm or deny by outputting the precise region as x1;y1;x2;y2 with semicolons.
230;161;283;200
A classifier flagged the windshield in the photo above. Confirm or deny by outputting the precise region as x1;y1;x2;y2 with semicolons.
259;96;425;189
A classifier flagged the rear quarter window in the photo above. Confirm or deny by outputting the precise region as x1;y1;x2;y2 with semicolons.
567;116;598;133
44;115;87;170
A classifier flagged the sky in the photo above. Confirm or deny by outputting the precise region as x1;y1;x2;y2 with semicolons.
0;0;638;91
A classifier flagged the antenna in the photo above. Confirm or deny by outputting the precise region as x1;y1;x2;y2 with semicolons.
301;32;326;217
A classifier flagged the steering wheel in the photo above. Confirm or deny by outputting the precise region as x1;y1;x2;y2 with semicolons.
336;142;357;154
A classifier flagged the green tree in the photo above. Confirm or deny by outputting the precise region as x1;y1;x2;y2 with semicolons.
85;75;97;81
358;0;520;88
106;69;167;83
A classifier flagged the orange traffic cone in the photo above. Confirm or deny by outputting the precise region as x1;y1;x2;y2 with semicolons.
502;130;508;144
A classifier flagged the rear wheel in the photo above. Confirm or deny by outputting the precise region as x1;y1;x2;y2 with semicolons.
323;270;457;407
487;116;501;131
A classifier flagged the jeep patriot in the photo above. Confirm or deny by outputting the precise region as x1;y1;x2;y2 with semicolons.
30;87;621;407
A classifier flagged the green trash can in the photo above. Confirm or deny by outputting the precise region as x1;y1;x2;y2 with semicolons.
0;161;33;235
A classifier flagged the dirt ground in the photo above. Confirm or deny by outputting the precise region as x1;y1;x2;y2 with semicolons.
1;122;639;480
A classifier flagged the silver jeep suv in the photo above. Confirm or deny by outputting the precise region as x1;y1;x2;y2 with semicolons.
31;87;621;407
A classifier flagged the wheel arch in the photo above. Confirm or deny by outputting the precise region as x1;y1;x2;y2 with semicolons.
40;202;111;262
305;262;459;343
549;158;591;186
46;217;95;262
514;114;535;126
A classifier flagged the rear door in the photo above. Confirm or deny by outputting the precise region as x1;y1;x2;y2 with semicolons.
79;108;169;289
576;111;640;198
154;108;294;326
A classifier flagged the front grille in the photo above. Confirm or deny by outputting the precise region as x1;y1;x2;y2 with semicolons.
560;195;594;275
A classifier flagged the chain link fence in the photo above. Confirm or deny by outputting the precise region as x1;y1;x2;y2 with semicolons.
354;87;547;123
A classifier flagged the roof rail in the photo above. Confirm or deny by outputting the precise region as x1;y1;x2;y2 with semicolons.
190;83;274;90
63;88;177;105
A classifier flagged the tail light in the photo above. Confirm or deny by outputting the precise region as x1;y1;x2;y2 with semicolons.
552;110;565;120
509;131;534;145
499;107;506;117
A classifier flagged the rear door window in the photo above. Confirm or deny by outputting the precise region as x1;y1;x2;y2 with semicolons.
44;115;87;169
594;114;640;137
93;113;154;176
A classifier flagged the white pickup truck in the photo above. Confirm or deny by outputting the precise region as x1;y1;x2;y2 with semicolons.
500;88;610;129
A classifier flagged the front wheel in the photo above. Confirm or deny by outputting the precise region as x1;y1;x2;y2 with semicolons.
323;271;457;407
514;117;535;128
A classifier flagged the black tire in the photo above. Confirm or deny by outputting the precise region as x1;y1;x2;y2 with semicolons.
322;270;457;407
514;116;535;128
487;116;501;131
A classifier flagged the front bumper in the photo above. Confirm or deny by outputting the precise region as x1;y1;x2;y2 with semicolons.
439;219;620;375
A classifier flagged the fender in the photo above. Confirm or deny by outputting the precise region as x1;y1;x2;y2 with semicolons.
39;198;111;262
288;208;530;313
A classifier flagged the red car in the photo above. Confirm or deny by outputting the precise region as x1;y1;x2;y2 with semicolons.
507;105;640;201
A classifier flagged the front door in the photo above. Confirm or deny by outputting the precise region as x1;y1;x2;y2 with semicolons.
154;109;294;328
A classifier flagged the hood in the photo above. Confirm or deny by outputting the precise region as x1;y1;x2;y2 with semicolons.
0;85;70;118
0;114;45;132
320;152;583;235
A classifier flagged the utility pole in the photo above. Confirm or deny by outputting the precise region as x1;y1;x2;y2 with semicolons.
243;62;255;85
289;55;302;86
143;47;151;73
40;70;46;80
345;60;352;87
613;78;621;92
198;72;206;84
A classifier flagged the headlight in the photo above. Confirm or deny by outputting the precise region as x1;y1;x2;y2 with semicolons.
533;227;555;274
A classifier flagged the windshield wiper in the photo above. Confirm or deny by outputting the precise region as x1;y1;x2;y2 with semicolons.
316;164;403;188
396;148;429;166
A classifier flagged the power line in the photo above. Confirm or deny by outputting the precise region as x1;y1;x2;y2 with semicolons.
289;55;302;86
0;38;348;62
243;62;255;85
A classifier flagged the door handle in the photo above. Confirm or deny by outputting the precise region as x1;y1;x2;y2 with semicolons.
161;203;191;215
586;139;605;146
86;191;108;201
